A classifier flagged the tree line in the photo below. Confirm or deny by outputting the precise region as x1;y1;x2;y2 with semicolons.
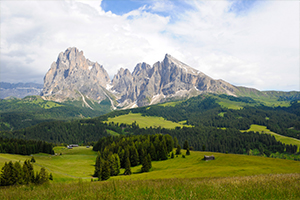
0;137;54;155
0;159;52;186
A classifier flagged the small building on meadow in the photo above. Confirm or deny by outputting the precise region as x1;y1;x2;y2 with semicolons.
204;155;215;160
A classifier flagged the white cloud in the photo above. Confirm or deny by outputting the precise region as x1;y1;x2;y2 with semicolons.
0;0;298;91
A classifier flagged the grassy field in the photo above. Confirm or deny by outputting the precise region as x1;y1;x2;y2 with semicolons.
1;147;300;199
217;100;244;110
241;124;300;152
1;147;300;184
104;113;191;129
1;173;299;199
0;146;97;183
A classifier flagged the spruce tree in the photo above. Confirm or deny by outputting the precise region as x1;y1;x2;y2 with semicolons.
141;154;150;172
147;154;152;170
186;148;190;155
94;151;102;180
183;140;189;150
0;162;13;186
174;137;178;149
23;160;34;184
13;161;24;185
30;156;36;163
124;157;131;175
113;154;120;176
171;151;174;158
130;146;139;166
39;167;49;184
101;160;111;181
176;145;181;155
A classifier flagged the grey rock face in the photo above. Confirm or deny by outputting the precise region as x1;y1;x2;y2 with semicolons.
41;47;110;102
111;54;238;107
41;47;238;108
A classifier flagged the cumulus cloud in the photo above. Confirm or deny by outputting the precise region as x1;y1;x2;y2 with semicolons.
0;0;298;91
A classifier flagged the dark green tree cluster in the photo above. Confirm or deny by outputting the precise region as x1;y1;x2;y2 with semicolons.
93;151;120;181
93;134;174;179
0;137;54;155
123;123;291;156
0;160;51;186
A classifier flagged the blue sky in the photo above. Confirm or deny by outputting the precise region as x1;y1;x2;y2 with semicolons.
101;0;258;17
0;0;299;91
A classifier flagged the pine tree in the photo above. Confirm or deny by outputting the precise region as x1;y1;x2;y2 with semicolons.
183;140;189;150
113;154;120;176
174;137;178;149
149;143;156;161
124;157;131;175
38;167;49;184
176;145;181;155
13;161;24;185
186;148;190;155
148;154;152;170
30;156;36;163
101;160;111;181
23;160;34;184
171;151;174;158
94;151;102;180
141;153;150;172
0;162;13;186
129;146;139;166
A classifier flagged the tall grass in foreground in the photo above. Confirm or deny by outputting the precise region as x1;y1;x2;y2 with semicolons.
1;173;300;199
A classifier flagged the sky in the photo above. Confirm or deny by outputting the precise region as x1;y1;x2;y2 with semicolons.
0;0;299;91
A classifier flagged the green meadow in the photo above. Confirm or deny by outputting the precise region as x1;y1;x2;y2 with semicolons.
241;124;300;152
104;113;191;129
1;147;300;184
1;147;300;199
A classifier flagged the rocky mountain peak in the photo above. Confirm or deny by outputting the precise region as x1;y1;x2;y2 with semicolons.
41;47;110;103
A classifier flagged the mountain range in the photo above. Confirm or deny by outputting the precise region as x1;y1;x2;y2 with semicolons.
40;47;255;109
2;47;299;110
0;82;43;99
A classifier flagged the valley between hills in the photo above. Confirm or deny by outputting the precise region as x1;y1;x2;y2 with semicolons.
0;47;300;199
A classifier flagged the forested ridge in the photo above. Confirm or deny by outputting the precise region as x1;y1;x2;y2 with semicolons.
98;94;300;139
0;94;299;157
0;96;111;131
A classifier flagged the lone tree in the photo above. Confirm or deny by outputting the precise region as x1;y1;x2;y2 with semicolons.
30;156;36;163
186;147;191;155
171;151;174;158
176;145;181;155
183;140;189;150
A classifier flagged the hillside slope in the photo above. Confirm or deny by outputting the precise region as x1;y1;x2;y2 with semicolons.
0;95;111;131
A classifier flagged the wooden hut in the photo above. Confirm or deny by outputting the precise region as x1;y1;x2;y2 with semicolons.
204;155;215;160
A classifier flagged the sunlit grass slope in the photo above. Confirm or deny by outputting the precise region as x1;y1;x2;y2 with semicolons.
1;147;300;184
2;173;299;200
113;149;300;181
241;124;300;152
104;113;191;128
0;146;97;183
